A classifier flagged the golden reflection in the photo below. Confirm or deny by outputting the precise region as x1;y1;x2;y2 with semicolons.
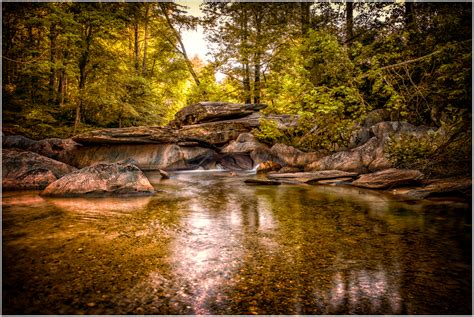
45;196;152;218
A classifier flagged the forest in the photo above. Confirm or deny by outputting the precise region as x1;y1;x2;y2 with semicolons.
2;1;472;175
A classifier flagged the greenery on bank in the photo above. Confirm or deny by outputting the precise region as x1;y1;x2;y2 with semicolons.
2;2;471;176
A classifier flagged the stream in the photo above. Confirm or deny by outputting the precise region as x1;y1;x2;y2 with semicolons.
2;171;472;314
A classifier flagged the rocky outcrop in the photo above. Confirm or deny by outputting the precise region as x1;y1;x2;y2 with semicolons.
388;177;472;200
352;168;424;189
41;163;155;197
169;102;267;128
2;149;77;190
2;135;81;166
268;170;358;184
70;143;212;170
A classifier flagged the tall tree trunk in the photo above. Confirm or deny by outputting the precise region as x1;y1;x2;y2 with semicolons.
48;23;58;104
253;10;262;104
159;3;202;88
346;2;353;44
57;47;69;107
74;25;93;134
300;2;311;36
242;6;251;104
134;20;140;73
405;2;414;28
142;3;149;76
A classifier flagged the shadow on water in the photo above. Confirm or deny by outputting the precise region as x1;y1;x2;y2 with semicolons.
2;171;472;314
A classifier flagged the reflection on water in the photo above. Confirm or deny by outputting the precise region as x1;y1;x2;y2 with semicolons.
2;172;471;314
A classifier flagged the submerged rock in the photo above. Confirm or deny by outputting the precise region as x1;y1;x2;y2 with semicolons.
41;163;155;197
352;168;424;189
244;179;281;186
2;149;77;190
159;169;170;179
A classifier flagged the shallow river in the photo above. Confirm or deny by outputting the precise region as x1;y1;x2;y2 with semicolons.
2;171;472;314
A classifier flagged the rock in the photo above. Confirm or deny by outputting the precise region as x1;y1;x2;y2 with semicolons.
256;161;282;174
277;166;302;173
231;112;300;130
315;177;354;185
270;143;323;167
348;126;371;149
218;153;254;171
268;170;358;183
27;138;82;165
306;137;392;173
244;179;281;186
41;163;155;197
2;149;77;190
370;121;435;140
169;102;267;128
363;109;392;127
222;133;264;153
177;121;251;146
159;169;170;179
389;176;472;200
70;144;212;171
2;135;37;149
352;168;424;189
73;126;180;145
222;133;276;165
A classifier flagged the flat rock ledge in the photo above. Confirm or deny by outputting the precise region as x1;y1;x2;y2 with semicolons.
388;176;472;200
267;170;358;184
41;163;155;197
352;168;424;189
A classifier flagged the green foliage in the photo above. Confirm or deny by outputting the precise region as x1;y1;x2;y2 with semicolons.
385;111;471;177
253;118;284;145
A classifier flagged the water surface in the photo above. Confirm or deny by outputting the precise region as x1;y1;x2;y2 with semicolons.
2;171;472;314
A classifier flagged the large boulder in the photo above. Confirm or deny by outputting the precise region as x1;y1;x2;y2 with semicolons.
270;143;323;168
41;163;155;197
177;121;251;146
169;102;267;128
27;138;82;165
2;135;37;149
3;135;82;166
222;133;276;165
2;149;76;190
306;137;390;173
222;133;264;153
370;121;435;140
352;168;424;189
